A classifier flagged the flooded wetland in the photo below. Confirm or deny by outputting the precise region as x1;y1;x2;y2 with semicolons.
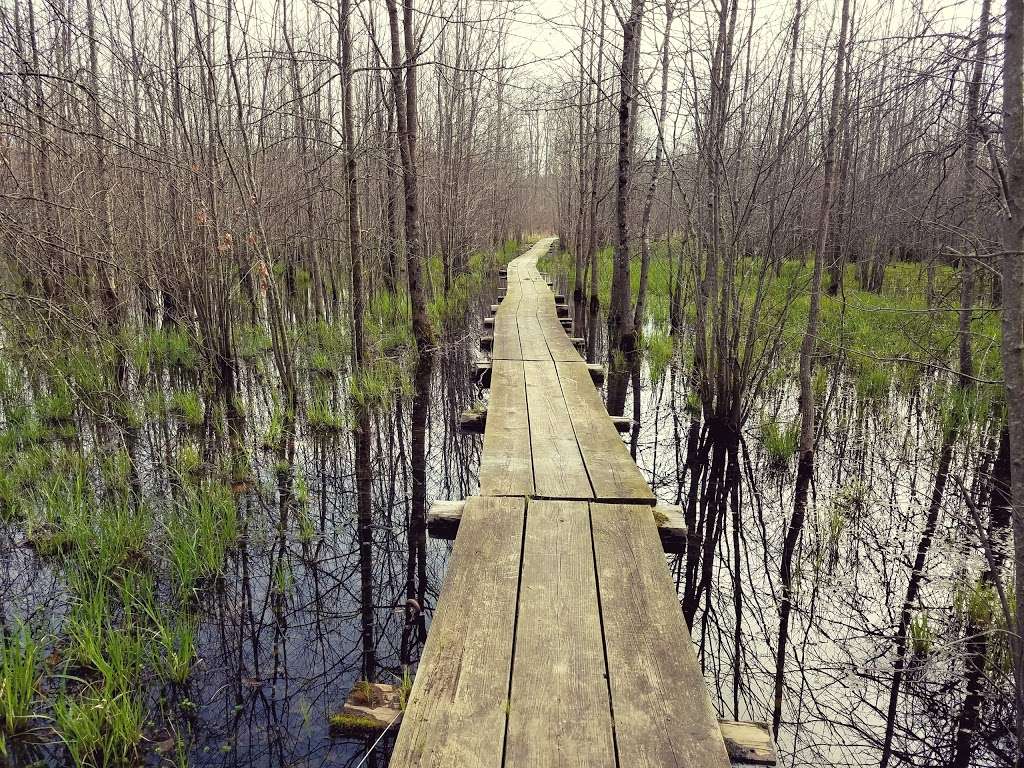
2;0;1023;765
0;249;1015;767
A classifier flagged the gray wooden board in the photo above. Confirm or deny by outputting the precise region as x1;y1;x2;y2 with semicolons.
479;359;533;496
555;361;655;502
523;360;593;499
388;497;525;768
590;503;732;768
492;284;523;361
505;500;616;767
515;300;551;360
531;284;583;363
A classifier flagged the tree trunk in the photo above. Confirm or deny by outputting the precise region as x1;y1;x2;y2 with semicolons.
958;0;993;387
340;0;375;684
606;0;644;416
386;0;433;619
772;0;851;737
999;1;1024;762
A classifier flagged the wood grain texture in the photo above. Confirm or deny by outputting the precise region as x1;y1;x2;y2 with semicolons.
492;284;523;361
591;503;732;768
389;496;525;768
718;720;776;765
505;500;616;768
479;359;533;496
556;361;655;502
523;360;593;499
515;306;551;361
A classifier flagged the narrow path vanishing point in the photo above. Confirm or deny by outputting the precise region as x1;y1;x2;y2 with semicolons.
388;237;733;767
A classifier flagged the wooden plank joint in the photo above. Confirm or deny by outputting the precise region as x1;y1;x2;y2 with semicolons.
473;361;492;387
610;415;631;433
459;409;486;433
428;498;688;554
719;720;777;765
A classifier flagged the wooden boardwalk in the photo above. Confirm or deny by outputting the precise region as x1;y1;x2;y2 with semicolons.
389;238;735;767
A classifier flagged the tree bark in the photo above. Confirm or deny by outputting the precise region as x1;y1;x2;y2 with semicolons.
999;0;1024;762
772;0;851;737
386;0;433;619
606;0;645;417
340;0;375;683
958;0;993;387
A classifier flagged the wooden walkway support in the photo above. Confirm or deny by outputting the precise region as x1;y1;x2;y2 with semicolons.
388;238;741;767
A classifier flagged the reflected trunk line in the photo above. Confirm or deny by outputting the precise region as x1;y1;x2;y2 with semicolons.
879;429;956;767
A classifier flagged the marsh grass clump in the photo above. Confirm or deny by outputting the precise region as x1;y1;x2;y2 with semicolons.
236;323;272;362
113;397;143;430
964;581;997;628
63;580;146;687
142;388;167;418
262;405;284;451
36;382;75;425
909;613;934;657
759;419;798;469
169;389;204;427
0;623;43;737
309;351;337;376
307;395;346;433
30;464;152;570
939;384;996;441
60;346;113;410
427;253;494;331
684;390;701;416
833;481;869;519
351;358;412;412
367;290;413;354
55;684;145;768
645;331;673;386
167;482;239;596
397;669;414;710
300;321;349;376
853;361;890;402
145;327;200;373
176;444;201;477
0;443;57;520
148;610;198;685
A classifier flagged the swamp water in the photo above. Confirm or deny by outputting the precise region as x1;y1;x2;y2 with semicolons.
0;276;1014;768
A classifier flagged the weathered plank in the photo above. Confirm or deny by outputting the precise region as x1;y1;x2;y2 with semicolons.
505;500;615;767
590;503;732;768
389;496;525;768
492;289;522;361
472;361;605;388
611;415;632;433
426;500;465;539
459;409;486;433
523;360;593;499
556;361;655;503
515;303;551;360
478;359;533;496
653;503;688;554
474;360;492;387
719;720;776;765
427;498;687;553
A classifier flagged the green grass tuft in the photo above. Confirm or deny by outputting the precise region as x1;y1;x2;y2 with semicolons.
759;419;798;468
169;390;204;427
0;623;42;736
